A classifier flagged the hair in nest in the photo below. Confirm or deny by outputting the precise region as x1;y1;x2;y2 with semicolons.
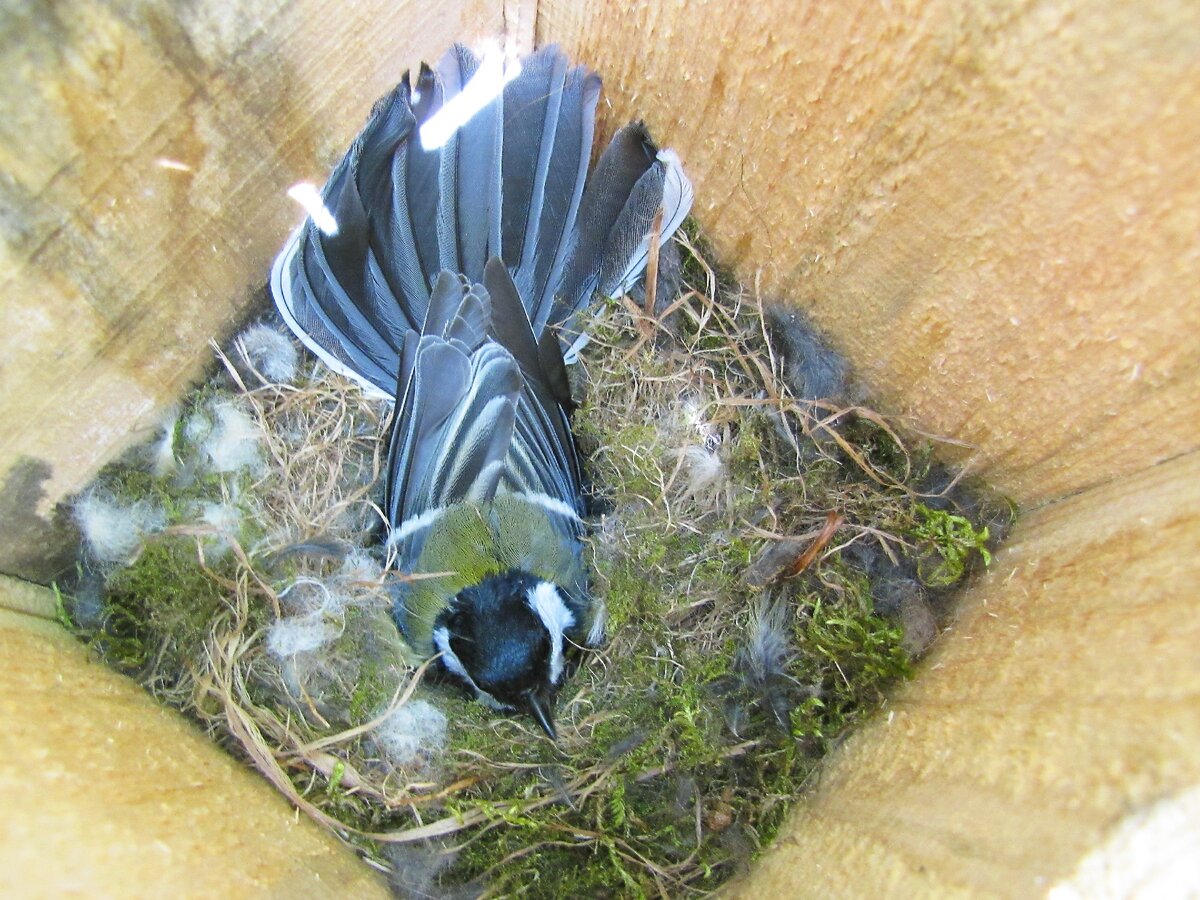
733;600;798;731
231;322;299;385
265;555;421;742
266;599;344;658
266;563;373;659
68;562;108;630
669;395;728;511
145;404;180;478
73;489;167;566
384;840;466;900
762;303;859;405
679;444;726;508
192;498;242;555
373;699;448;769
200;400;266;475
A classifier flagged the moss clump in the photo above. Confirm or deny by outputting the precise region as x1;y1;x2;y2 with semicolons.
790;598;911;747
96;535;238;689
908;503;993;587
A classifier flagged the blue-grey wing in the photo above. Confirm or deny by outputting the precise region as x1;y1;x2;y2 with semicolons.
384;272;521;530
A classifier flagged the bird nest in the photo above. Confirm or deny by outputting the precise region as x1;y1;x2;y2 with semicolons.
65;226;1009;897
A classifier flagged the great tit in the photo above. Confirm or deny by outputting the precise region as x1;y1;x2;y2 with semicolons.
270;43;692;737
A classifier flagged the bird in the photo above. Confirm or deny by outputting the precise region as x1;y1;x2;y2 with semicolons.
270;42;692;738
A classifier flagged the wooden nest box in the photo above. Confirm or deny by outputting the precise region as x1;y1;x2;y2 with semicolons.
1;2;1197;895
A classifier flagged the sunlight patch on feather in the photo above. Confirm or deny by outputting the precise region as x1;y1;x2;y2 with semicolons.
419;43;522;150
286;182;339;236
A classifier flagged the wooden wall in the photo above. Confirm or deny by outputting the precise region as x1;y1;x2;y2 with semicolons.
1;0;1197;894
541;0;1200;508
0;586;391;896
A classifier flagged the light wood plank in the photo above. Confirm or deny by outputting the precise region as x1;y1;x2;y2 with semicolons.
0;599;390;896
541;0;1200;507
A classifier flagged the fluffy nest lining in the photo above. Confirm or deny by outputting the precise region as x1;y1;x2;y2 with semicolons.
66;227;1008;898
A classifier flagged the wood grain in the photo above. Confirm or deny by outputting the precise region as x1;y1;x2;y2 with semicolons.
0;598;390;897
541;0;1200;507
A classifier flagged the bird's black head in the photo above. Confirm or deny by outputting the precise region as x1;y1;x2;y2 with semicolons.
433;569;576;739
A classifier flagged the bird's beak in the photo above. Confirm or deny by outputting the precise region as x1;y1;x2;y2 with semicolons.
525;688;557;742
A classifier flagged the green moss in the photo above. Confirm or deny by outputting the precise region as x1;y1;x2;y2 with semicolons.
790;596;910;748
839;415;921;485
908;502;993;587
97;535;239;679
727;414;769;493
342;607;410;724
52;582;74;630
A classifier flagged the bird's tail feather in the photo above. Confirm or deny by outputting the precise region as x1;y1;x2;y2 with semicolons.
271;42;693;398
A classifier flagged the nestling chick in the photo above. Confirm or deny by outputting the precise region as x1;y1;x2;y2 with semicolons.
270;43;692;737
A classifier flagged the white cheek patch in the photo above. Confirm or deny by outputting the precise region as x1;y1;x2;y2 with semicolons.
526;582;575;684
432;626;511;711
433;626;473;685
